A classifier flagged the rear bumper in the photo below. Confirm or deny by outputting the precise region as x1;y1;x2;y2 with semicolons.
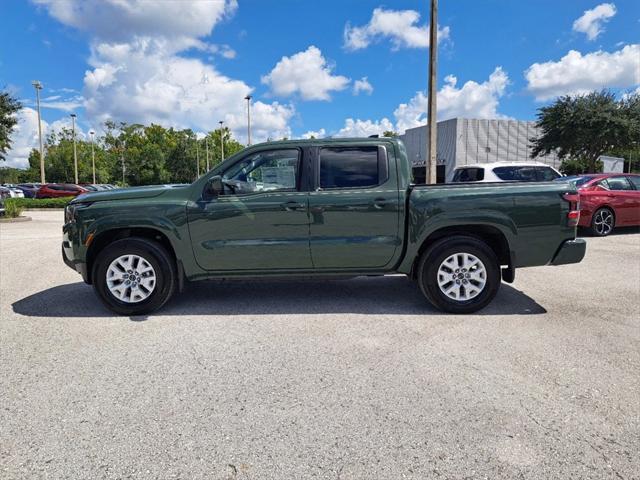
550;238;586;266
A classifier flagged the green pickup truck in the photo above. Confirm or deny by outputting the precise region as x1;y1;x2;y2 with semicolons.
63;137;586;316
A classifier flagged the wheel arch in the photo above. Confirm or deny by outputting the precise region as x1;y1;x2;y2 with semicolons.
86;227;182;288
410;225;512;281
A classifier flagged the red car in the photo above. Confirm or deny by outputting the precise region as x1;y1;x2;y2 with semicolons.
557;174;640;236
35;183;88;199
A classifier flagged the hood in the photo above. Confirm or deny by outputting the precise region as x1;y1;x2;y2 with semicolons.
71;184;189;204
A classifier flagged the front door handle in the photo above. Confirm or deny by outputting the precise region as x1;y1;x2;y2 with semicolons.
281;201;306;211
373;197;387;209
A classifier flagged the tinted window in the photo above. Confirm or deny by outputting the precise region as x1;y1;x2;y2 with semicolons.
536;167;561;181
319;146;380;188
493;166;538;182
225;149;300;194
605;176;633;191
452;168;484;182
626;176;640;189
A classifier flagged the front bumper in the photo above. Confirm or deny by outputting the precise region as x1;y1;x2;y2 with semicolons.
550;238;586;266
62;224;90;283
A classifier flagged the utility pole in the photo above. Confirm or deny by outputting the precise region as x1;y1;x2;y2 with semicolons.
205;137;210;171
426;0;438;184
70;113;78;184
89;130;96;184
32;81;45;184
244;95;252;145
219;120;225;161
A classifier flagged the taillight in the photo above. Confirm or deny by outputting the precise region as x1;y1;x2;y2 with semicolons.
562;193;581;227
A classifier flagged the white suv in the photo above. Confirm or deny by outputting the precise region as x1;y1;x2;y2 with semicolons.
449;162;562;183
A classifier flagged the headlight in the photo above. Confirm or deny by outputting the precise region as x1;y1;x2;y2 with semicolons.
64;202;92;223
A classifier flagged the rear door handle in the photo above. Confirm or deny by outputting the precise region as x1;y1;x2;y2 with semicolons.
281;201;306;211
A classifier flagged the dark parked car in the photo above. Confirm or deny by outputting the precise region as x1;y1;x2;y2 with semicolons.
36;183;88;199
17;183;41;198
555;173;640;236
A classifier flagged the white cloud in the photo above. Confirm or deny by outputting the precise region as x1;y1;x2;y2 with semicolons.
83;38;294;142
2;108;46;169
525;44;640;101
353;77;374;95
344;7;450;51
261;46;350;101
31;0;238;45
301;128;326;139
335;118;395;137
306;68;509;137
572;3;617;41
32;0;294;143
2;108;93;169
394;67;509;132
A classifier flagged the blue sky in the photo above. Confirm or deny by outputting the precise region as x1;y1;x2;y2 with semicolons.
1;0;639;168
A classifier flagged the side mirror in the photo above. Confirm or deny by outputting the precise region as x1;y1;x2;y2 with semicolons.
206;175;224;197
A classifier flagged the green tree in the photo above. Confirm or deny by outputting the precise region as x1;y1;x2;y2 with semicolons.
0;90;22;161
531;90;640;173
383;130;398;138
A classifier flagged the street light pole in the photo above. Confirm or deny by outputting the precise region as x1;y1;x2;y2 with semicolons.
121;139;126;186
70;113;78;184
219;120;225;161
426;0;438;184
196;136;200;179
89;130;96;184
205;137;210;171
244;95;252;145
32;81;45;184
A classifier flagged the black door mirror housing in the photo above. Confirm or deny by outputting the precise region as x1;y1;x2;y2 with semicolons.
206;175;224;197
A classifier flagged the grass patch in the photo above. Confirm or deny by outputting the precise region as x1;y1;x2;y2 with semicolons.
3;199;25;218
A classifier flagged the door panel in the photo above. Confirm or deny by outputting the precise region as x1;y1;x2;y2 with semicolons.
308;145;401;269
187;148;312;271
603;177;636;225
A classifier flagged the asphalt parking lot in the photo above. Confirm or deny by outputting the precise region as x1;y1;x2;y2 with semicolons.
1;210;639;479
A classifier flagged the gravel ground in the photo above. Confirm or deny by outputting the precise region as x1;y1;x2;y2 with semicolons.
1;211;639;479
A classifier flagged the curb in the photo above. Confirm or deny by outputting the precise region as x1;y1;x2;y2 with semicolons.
0;216;32;223
23;208;66;211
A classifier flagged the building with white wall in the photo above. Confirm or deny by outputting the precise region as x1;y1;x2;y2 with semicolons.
400;118;561;182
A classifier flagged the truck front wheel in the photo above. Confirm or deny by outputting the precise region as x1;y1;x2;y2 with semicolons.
92;237;177;316
417;236;500;314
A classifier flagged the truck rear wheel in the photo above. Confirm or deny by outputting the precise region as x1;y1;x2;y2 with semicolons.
92;237;176;316
417;236;500;314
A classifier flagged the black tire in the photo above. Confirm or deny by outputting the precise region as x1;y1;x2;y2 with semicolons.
417;235;501;314
590;207;615;237
92;237;176;316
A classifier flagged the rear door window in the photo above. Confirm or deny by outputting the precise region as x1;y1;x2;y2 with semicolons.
319;146;384;189
606;176;633;191
493;166;538;182
452;168;484;182
625;176;640;190
536;167;561;181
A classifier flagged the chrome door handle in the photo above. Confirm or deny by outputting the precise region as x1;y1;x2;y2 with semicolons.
281;201;305;211
373;197;387;209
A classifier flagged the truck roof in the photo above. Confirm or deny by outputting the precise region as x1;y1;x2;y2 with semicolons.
248;137;402;148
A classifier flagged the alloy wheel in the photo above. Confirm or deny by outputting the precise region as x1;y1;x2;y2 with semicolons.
106;254;156;303
437;252;487;301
